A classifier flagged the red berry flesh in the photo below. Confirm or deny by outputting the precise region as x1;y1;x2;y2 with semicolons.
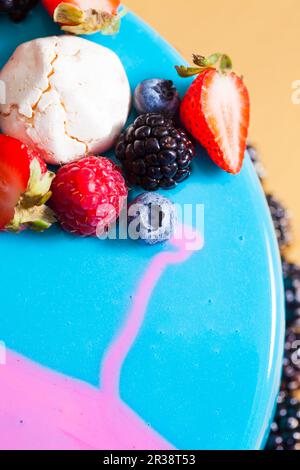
0;135;30;228
27;147;48;174
50;156;128;236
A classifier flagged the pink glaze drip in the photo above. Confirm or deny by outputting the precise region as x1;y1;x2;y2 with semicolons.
101;225;204;396
0;351;174;450
0;226;203;450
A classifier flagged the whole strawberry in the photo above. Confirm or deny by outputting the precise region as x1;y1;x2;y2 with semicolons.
50;156;127;237
176;53;250;174
0;135;55;232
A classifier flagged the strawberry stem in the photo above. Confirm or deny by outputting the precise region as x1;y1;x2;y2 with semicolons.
6;205;56;233
54;3;126;35
5;159;56;233
176;53;233;78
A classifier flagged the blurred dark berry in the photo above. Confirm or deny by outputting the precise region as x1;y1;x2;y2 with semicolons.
282;326;300;393
0;0;38;22
0;0;14;12
267;194;291;249
265;390;300;450
282;260;300;326
247;144;266;182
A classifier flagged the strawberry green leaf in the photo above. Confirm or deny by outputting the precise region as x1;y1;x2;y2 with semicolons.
22;158;55;209
6;204;56;233
207;53;222;66
177;53;234;79
175;65;206;78
192;55;207;67
220;54;233;72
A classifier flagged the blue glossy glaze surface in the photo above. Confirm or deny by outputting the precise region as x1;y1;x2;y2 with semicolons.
0;6;284;449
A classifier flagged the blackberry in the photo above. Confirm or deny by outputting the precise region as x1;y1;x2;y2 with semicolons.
266;194;291;249
282;326;300;393
246;144;266;182
265;390;300;450
0;0;38;22
115;113;195;191
282;260;300;326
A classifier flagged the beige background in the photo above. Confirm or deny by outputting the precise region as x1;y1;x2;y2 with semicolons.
126;0;300;262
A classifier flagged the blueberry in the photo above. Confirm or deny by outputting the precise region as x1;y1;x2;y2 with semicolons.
128;192;177;245
133;79;180;118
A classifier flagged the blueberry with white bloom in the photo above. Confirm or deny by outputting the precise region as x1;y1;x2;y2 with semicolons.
128;192;177;245
133;79;180;118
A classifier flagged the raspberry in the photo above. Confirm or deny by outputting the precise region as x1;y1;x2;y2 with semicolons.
115;113;195;191
50;156;127;237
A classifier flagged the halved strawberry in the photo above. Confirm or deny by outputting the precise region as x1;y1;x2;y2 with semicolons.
0;135;56;232
0;135;30;228
176;54;250;174
42;0;123;35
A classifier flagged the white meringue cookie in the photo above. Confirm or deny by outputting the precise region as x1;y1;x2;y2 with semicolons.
0;36;131;165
